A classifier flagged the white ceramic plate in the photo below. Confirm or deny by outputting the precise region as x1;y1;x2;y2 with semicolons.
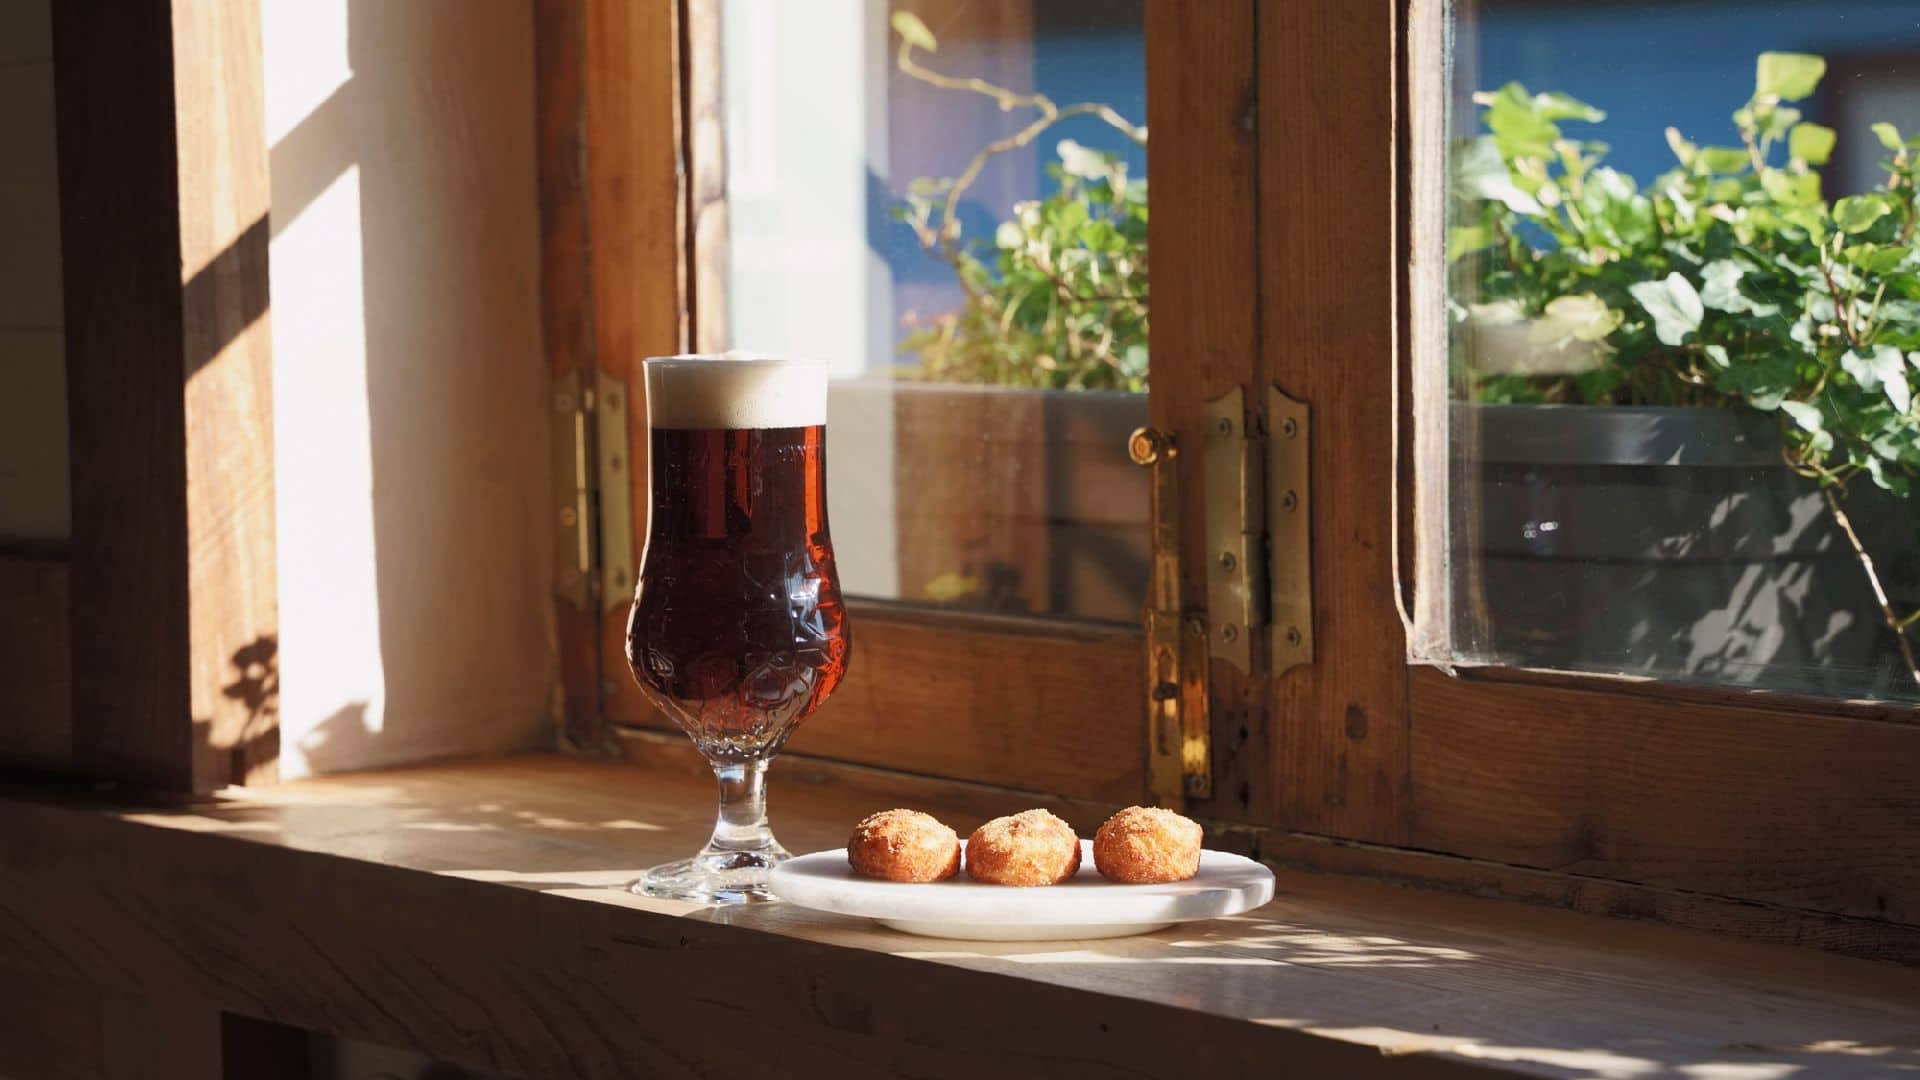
768;840;1275;941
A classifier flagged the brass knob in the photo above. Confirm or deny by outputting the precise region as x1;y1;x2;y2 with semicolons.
1128;426;1174;466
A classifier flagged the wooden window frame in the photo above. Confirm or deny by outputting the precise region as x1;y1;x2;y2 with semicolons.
1266;0;1920;955
543;0;1919;960
538;0;1259;806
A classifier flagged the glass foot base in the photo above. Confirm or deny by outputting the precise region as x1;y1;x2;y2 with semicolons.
631;845;792;905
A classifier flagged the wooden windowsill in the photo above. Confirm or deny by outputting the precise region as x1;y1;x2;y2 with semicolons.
2;753;1916;1078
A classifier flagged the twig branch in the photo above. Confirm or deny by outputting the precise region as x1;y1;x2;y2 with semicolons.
1816;472;1920;687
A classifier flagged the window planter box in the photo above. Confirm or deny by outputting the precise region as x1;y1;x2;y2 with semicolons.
826;380;1149;623
1461;402;1920;697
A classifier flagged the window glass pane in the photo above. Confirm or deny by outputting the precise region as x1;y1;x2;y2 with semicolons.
721;0;1148;623
1446;0;1920;699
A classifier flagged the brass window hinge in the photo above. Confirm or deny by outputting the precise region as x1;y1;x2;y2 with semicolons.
1130;384;1314;808
552;369;636;614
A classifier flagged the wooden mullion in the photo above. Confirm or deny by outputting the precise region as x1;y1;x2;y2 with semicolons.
1144;0;1268;823
52;0;276;793
1257;0;1412;843
534;0;608;752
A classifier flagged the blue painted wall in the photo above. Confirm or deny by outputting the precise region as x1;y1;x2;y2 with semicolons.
1466;0;1920;186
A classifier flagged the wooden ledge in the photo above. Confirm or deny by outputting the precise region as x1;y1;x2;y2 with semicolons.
1;754;1916;1078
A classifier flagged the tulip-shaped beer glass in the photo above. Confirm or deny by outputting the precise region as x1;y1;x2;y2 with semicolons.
624;355;851;903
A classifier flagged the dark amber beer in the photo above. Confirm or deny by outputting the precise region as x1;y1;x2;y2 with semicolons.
626;357;850;765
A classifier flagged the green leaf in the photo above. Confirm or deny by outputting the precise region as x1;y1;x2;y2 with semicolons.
1759;168;1821;207
1696;146;1752;174
1846;243;1910;274
1528;293;1622;349
1456;136;1544;215
1835;195;1891;234
1056;139;1114;181
1448;223;1496;260
1755;52;1826;102
1699;259;1747;312
1788;122;1836;165
1842;346;1914;412
1873;122;1904;150
1629;272;1704;346
1781;400;1834;451
1762;106;1803;142
1866;456;1910;496
1481;84;1562;160
1697;259;1779;316
1534;91;1605;124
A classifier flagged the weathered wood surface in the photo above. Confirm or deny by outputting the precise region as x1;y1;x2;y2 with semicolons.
1410;668;1920;928
3;755;1917;1079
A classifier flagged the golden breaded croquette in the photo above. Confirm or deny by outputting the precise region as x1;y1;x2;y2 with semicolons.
1093;805;1203;883
847;809;961;882
965;809;1081;886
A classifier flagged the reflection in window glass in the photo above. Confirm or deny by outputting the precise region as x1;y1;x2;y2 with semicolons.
1447;1;1920;699
722;1;1148;623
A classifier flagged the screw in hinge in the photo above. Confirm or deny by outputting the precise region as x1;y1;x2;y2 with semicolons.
1280;417;1299;439
554;392;576;413
1184;614;1206;636
1218;551;1237;573
1214;416;1235;436
1184;773;1207;796
1280;490;1299;512
1220;623;1239;644
1285;626;1303;648
559;506;578;528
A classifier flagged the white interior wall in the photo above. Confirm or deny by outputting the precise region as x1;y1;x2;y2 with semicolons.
265;0;556;777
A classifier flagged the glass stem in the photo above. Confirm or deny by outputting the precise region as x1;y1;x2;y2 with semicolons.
706;760;777;854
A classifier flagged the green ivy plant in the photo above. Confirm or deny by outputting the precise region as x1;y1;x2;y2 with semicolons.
890;12;1149;392
1455;52;1920;680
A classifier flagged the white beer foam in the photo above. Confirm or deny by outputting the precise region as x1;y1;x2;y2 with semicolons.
644;352;828;430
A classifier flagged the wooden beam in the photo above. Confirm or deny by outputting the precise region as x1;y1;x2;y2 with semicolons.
51;0;276;792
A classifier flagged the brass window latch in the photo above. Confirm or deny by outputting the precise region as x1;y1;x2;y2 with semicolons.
1129;384;1312;807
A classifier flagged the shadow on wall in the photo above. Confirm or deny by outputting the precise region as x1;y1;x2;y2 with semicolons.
265;0;556;777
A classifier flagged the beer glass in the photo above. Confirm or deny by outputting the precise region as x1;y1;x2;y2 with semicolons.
625;354;851;902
